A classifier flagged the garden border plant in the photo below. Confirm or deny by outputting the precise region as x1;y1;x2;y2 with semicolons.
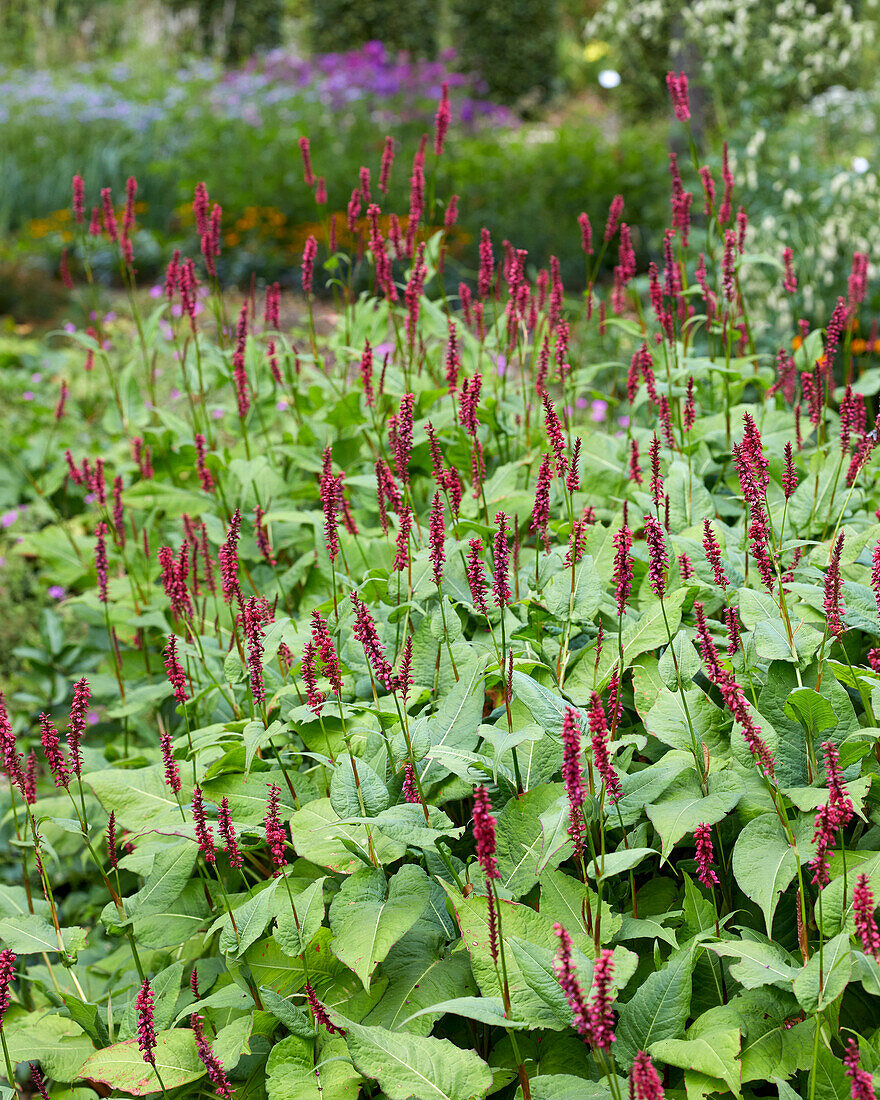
1;68;880;1100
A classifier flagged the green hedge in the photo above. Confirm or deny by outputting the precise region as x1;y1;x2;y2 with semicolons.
449;0;560;106
307;0;440;57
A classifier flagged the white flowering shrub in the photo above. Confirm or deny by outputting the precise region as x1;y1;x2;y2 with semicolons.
717;89;880;338
587;0;875;117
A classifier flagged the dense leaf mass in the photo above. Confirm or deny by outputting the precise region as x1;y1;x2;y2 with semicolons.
2;78;880;1100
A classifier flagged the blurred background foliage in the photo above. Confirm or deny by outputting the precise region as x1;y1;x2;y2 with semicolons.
1;0;879;329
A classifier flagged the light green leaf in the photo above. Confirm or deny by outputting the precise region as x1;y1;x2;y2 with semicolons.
288;798;406;873
124;843;197;923
273;877;326;958
495;784;571;895
329;865;430;991
732;814;798;937
335;1013;493;1100
615;946;696;1069
402;996;532;1029
587;848;657;881
705;939;800;990
784;689;837;739
0;915;86;956
267;1034;360;1100
793;932;851;1012
651;1029;741;1096
511;671;573;735
85;765;191;832
77;1030;204;1094
646;770;744;859
330;755;389;818
364;937;476;1036
543;556;602;622
219;881;279;958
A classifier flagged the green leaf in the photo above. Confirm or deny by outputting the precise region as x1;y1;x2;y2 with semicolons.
60;995;109;1048
646;770;744;859
402;996;532;1029
511;671;573;734
364;936;476;1037
616;757;692;827
219;881;279;958
335;1013;493;1100
77;1030;204;1094
123;843;197;923
495;784;571;895
524;1076;613;1100
615;946;696;1069
543;556;602;622
266;1034;361;1100
260;988;316;1038
793;932;852;1012
507;936;594;1028
288;798;406;873
330;755;389;818
808;1046;851;1100
732;814;798;937
420;656;487;787
657;630;703;687
650;1029;741;1097
705;939;800;990
329;865;430;991
4;1012;95;1082
85;765;191;833
273;877;326;958
587;848;657;881
784;689;838;739
0;915;86;956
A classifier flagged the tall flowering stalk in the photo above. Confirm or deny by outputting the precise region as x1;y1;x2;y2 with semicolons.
553;927;618;1093
0;949;18;1091
472;786;531;1097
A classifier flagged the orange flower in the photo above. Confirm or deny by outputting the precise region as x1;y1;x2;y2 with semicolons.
852;338;867;354
792;335;803;350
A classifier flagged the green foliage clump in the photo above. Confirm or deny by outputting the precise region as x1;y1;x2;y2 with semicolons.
3;96;880;1100
306;0;440;57
450;0;560;106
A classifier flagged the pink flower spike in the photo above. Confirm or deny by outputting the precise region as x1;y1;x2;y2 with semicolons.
67;677;90;780
40;713;69;789
135;978;157;1065
191;1014;235;1100
472;785;499;880
854;873;880;961
218;797;243;870
192;786;216;865
492;512;512;609
264;782;287;872
561;709;586;860
694;823;719;888
844;1040;876;1100
0;949;17;1028
666;71;690;121
589;693;621;803
553;923;590;1039
632;1052;665;1100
